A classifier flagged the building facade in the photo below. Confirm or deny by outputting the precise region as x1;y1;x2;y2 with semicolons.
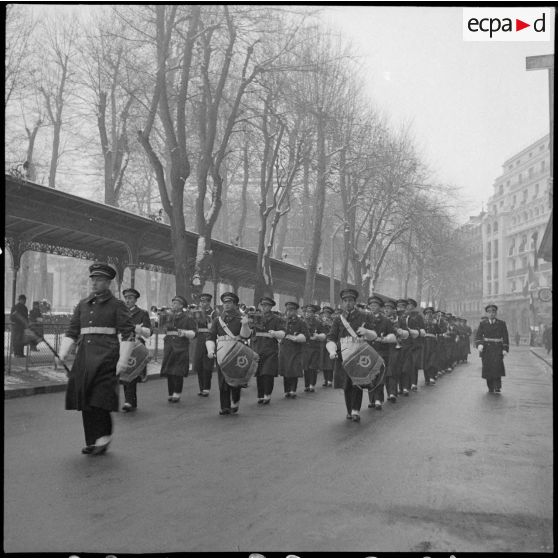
482;134;552;340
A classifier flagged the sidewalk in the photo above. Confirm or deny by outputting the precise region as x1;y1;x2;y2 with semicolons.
4;359;164;399
530;347;553;369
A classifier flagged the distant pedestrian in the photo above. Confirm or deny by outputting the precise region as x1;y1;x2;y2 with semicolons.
514;332;521;346
542;326;552;355
10;294;28;357
474;304;509;394
28;301;44;351
57;263;136;455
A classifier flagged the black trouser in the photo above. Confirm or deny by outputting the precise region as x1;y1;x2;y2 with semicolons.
386;376;398;397
322;368;333;383
194;342;213;392
304;368;318;388
218;368;241;409
369;383;385;403
82;407;113;446
123;378;139;407
343;374;363;413
256;375;274;398
283;377;298;393
167;375;184;395
486;377;502;391
197;368;212;392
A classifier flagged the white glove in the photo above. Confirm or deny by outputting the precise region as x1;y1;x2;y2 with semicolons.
397;328;409;339
57;336;75;363
502;350;508;357
205;340;216;359
135;324;151;338
315;332;326;341
270;330;286;340
419;329;426;337
477;344;484;354
409;328;419;339
178;329;195;340
326;341;337;360
116;340;135;376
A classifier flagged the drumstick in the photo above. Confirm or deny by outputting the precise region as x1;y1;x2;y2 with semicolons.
11;313;71;374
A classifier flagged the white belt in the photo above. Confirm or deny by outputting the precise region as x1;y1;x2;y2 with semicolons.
425;333;437;338
197;328;210;333
483;338;503;343
255;332;272;338
166;331;179;337
340;337;365;349
217;335;236;342
81;327;117;335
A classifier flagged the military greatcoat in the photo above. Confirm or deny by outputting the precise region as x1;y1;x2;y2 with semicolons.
65;289;135;412
160;311;198;377
251;312;285;377
475;318;510;380
278;315;310;378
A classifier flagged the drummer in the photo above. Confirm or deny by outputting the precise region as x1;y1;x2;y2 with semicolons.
251;296;286;405
279;301;310;399
121;288;153;412
326;288;378;423
160;295;197;403
206;292;252;415
192;293;218;397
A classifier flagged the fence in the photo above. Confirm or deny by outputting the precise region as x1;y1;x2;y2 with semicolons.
4;321;164;375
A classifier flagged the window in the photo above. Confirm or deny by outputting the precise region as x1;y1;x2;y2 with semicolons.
487;223;491;235
487;262;492;278
499;184;504;195
494;240;498;259
541;160;545;172
530;233;537;250
512;194;516;208
529;167;534;178
493;205;497;214
486;242;491;259
506;180;510;186
494;281;499;294
523;190;528;202
494;221;498;232
500;200;504;207
488;283;492;295
508;239;515;256
518;173;523;184
534;183;539;198
519;235;527;252
511;259;516;271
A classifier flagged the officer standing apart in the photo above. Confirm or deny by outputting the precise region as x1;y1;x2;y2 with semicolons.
57;263;135;455
326;289;378;422
160;295;197;403
192;293;217;397
121;288;153;412
251;296;285;405
279;301;310;398
206;292;253;415
475;304;510;393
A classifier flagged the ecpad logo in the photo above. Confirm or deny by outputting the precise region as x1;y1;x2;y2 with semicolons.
463;8;552;41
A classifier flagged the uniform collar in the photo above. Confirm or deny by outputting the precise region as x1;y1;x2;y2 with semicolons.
86;289;113;303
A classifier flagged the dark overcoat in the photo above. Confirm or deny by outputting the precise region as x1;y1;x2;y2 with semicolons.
191;308;218;374
65;290;135;412
368;312;396;375
251;312;285;377
475;318;510;380
423;321;440;375
278;315;310;378
302;316;326;369
160;311;197;377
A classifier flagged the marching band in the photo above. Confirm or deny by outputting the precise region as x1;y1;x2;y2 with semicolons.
57;263;486;456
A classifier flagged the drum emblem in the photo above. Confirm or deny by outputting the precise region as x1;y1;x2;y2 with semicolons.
236;355;249;368
127;356;137;367
358;355;371;368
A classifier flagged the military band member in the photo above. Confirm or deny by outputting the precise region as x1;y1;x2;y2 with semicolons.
58;263;135;455
121;288;153;412
366;295;397;410
326;289;378;422
445;314;458;371
192;293;217;397
422;307;440;385
251;296;286;405
302;304;326;392
319;306;335;387
475;304;510;393
206;292;252;414
279;301;310;398
462;318;472;362
160;295;197;403
394;299;416;396
435;311;449;376
382;300;403;402
406;298;426;391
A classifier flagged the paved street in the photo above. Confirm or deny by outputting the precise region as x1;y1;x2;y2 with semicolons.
4;347;553;553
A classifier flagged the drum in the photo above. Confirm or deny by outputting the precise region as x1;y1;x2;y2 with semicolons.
217;339;259;387
118;340;150;384
340;337;384;388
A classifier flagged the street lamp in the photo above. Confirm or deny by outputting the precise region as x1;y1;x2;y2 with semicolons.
330;222;347;304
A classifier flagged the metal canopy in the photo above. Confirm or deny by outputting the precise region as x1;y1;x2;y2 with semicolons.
5;175;348;300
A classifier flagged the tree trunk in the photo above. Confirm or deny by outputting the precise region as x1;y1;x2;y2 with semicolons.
303;112;327;303
236;140;250;247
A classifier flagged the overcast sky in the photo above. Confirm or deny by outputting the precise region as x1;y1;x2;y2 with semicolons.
320;5;553;221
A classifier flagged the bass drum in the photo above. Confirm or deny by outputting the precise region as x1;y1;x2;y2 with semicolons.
340;338;385;388
217;338;259;387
